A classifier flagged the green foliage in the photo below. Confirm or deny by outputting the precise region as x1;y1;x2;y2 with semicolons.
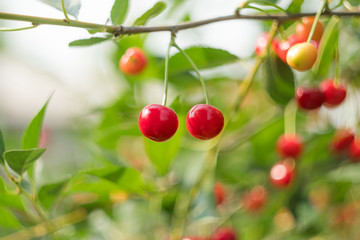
38;179;69;210
133;1;167;26
111;0;129;25
69;36;112;47
287;0;304;13
39;0;81;18
4;149;46;175
0;130;5;165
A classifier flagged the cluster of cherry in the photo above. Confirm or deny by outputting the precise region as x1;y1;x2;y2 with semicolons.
119;47;225;142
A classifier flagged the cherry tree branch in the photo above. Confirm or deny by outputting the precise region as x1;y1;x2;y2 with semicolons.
0;11;359;36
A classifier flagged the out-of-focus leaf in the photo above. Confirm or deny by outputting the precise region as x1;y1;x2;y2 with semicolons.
328;164;360;183
287;0;304;13
0;207;22;230
296;202;318;231
264;55;295;106
4;149;46;175
85;166;154;195
168;46;238;75
22;97;51;149
38;0;81;18
111;0;129;25
312;16;339;79
38;179;69;210
245;0;285;12
69;37;111;47
0;130;5;164
145;96;185;175
133;1;166;26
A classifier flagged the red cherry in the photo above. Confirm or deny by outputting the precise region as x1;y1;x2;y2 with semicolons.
348;138;360;163
186;104;224;140
269;161;295;188
211;227;237;240
276;134;303;159
319;79;347;107
138;104;178;142
119;47;147;75
243;185;267;212
255;32;277;56
295;87;325;110
273;35;304;63
331;129;355;154
213;182;226;206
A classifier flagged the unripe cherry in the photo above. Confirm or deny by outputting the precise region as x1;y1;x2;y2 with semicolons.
119;47;147;75
286;42;317;71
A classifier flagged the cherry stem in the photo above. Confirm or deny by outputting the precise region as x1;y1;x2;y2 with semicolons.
60;0;70;22
162;34;175;106
307;0;327;43
172;42;210;105
334;39;340;86
284;100;297;135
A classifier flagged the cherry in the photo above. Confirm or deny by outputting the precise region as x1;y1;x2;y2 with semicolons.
138;104;178;142
276;134;303;159
295;86;325;110
182;237;205;240
243;185;267;212
186;104;224;140
213;182;226;206
331;129;354;154
319;79;347;107
273;34;304;63
269;161;295;188
211;227;237;240
348;138;360;163
296;17;324;42
286;42;317;71
119;47;147;75
255;32;277;56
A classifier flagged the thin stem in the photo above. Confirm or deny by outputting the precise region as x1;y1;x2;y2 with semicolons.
334;39;340;86
172;42;210;105
0;24;38;32
284;100;297;135
307;0;327;43
60;0;70;22
162;34;175;106
0;11;359;36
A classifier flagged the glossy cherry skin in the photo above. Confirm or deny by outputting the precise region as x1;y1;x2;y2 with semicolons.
319;79;347;107
276;134;303;159
273;34;304;63
186;104;224;140
213;182;226;205
243;185;267;212
331;129;354;154
348;138;360;163
295;87;325;110
269;161;295;188
296;17;324;42
138;104;178;142
119;47;147;75
286;42;317;71
211;227;237;240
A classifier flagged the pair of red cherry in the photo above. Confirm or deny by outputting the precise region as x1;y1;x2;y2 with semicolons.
182;227;237;240
269;134;303;188
331;129;360;162
296;79;347;110
139;104;224;142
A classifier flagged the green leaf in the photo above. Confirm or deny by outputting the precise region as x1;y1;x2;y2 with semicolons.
22;97;51;149
0;130;5;165
168;46;238;75
264;55;295;106
38;179;69;210
144;97;185;175
286;0;304;13
4;149;46;175
328;164;360;183
246;0;285;12
69;37;112;47
111;0;129;25
39;0;81;18
133;1;166;26
312;16;340;79
0;207;22;230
